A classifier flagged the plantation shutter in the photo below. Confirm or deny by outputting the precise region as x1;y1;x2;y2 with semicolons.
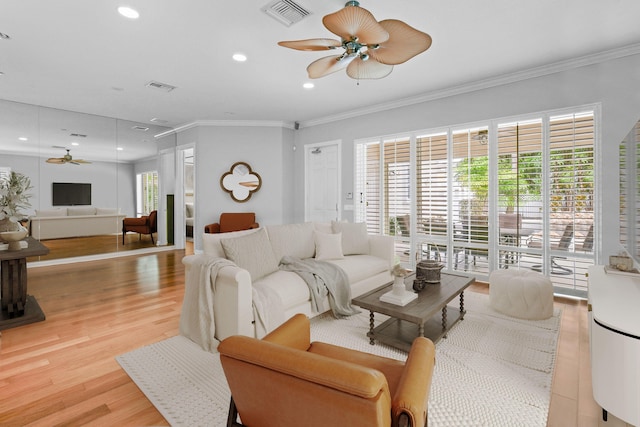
383;137;411;236
548;112;595;253
355;141;382;234
416;132;448;236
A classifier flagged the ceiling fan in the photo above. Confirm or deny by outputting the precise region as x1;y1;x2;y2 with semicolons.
46;148;91;165
278;1;432;80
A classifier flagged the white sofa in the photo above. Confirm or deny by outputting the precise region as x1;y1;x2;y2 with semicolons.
182;221;394;341
30;207;125;240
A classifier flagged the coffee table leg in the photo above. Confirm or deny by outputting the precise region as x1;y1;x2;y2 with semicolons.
442;306;448;338
419;323;425;337
368;311;375;345
460;291;465;319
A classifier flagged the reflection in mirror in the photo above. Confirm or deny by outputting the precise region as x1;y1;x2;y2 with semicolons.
0;99;175;262
620;118;640;261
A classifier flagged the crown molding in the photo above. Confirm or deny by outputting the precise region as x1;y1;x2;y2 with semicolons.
300;43;640;128
154;119;293;138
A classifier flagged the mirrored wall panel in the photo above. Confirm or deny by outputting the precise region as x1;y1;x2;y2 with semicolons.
0;99;176;262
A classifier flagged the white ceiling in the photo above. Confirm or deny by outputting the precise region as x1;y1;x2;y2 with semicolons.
2;0;640;160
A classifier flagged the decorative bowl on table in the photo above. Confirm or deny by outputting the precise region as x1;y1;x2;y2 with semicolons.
0;228;28;251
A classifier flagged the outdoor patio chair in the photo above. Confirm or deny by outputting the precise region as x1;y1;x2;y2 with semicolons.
528;223;574;275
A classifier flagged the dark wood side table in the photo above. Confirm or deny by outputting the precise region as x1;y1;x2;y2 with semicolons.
0;237;49;330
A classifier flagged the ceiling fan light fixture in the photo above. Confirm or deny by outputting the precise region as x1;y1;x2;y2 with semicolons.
278;1;431;80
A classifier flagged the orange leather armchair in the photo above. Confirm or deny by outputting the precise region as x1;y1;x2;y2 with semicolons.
218;314;435;427
122;210;157;244
204;212;259;233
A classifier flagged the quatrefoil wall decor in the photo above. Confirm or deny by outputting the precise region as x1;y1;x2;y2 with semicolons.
220;162;262;202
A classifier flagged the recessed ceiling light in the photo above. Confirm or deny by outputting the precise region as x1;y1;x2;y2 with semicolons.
117;147;124;151
18;137;28;141
71;142;79;146
232;53;247;62
303;82;314;89
118;6;139;19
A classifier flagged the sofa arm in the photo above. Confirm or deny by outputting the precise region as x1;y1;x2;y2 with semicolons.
369;234;395;269
204;223;221;233
182;254;254;340
392;337;436;427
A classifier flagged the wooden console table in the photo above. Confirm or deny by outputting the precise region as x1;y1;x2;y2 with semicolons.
0;237;49;330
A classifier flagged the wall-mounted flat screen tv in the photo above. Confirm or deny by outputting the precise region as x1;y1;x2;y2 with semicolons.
52;182;92;206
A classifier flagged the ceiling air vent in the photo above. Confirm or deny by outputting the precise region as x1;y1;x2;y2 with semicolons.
261;0;311;27
70;133;87;138
146;80;177;92
131;125;149;132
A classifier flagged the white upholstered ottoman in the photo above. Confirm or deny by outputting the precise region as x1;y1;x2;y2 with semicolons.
489;269;554;320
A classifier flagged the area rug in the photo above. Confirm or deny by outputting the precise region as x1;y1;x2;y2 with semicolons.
116;291;561;426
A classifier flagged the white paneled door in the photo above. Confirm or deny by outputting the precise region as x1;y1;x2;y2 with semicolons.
305;142;341;223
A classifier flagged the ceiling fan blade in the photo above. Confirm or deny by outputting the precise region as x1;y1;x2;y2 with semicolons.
307;54;356;79
74;159;91;164
46;158;65;164
278;38;342;51
346;57;394;79
368;19;432;65
322;4;389;45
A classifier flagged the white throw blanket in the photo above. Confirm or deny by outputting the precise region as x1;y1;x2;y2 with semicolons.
179;255;236;352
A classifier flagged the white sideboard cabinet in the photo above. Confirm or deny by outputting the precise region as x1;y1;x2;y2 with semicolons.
588;265;640;425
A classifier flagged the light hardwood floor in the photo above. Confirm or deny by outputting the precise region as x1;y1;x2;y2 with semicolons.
0;249;609;426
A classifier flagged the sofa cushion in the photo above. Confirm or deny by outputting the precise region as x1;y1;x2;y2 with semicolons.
202;228;260;258
327;255;390;284
96;207;119;215
313;222;333;234
35;208;66;217
266;222;315;262
67;206;97;216
314;231;344;260
253;270;311;309
221;228;280;281
332;221;369;255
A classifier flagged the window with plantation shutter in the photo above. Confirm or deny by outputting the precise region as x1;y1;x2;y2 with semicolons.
353;105;597;297
137;171;158;216
416;132;448;237
619;119;640;260
355;141;381;234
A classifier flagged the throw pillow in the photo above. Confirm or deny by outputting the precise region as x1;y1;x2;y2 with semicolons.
221;228;280;281
314;231;344;260
202;228;260;258
67;206;97;216
266;222;315;261
35;208;67;217
331;221;369;255
96;207;119;215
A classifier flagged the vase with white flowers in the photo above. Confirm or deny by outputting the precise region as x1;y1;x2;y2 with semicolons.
379;263;418;306
0;171;32;233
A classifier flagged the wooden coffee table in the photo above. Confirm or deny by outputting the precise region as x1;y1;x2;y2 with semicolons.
352;271;474;351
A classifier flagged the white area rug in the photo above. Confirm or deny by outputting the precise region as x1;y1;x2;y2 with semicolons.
116;291;561;427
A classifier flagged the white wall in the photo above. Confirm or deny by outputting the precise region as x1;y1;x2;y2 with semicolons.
178;125;293;251
293;53;640;261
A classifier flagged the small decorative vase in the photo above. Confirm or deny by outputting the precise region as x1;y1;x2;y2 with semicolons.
0;217;20;233
0;224;28;251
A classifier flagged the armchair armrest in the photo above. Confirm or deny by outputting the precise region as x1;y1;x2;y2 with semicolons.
393;337;436;427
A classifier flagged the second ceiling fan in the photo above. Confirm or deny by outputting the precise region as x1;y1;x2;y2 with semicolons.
278;1;432;80
46;148;91;165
